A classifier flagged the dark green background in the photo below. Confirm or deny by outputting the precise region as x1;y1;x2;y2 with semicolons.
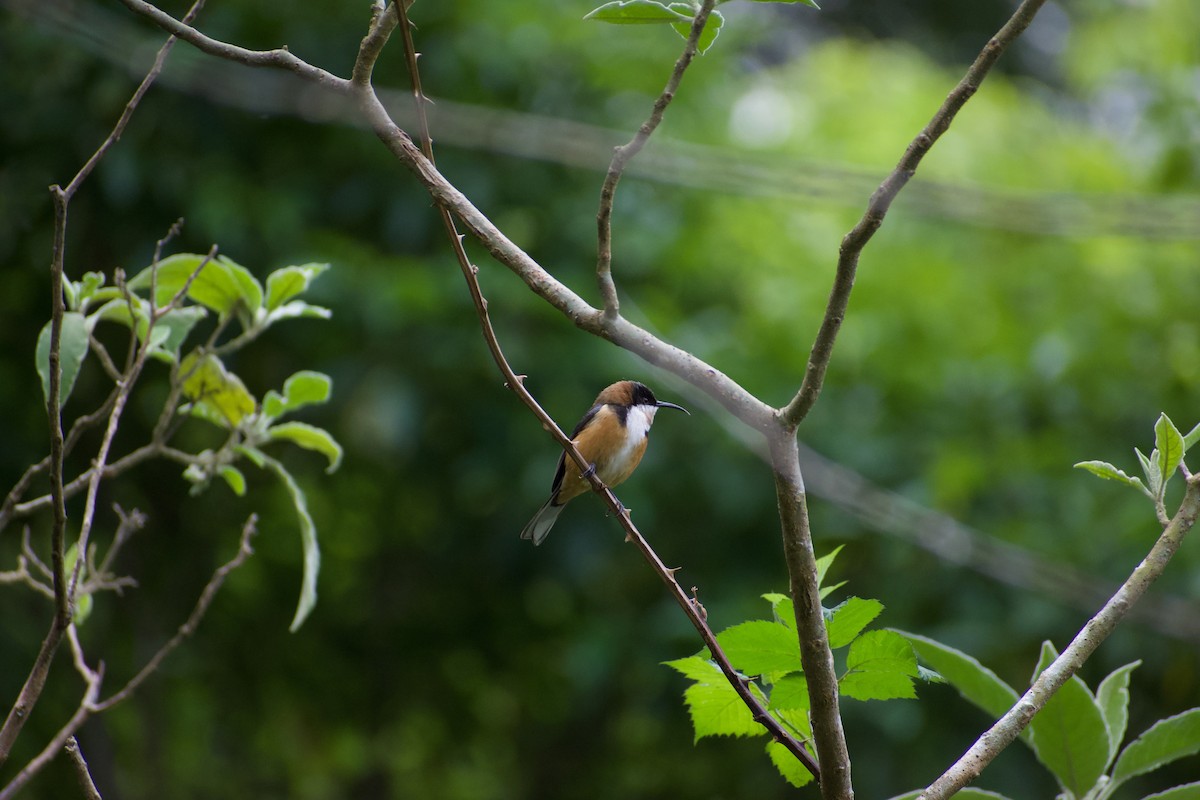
2;0;1199;797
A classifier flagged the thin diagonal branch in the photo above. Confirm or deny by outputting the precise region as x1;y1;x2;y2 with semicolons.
391;2;818;780
64;737;103;800
920;476;1200;798
781;0;1048;427
595;0;716;318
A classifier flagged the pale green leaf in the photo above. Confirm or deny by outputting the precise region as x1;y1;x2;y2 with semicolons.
218;465;246;497
1027;641;1109;796
234;444;267;468
766;740;815;788
1073;461;1150;495
763;592;795;628
1111;709;1200;787
148;306;207;358
840;670;916;701
128;253;261;317
826;597;883;648
1097;661;1140;767
716;620;802;675
265;300;332;325
267;422;343;473
260;453;320;632
36;312;90;408
1136;447;1162;498
1183;422;1200;453
265;263;329;311
669;6;723;53
1140;782;1200;800
899;631;1028;743
262;371;333;419
1155;413;1184;489
663;654;723;683
682;679;764;741
584;0;691;24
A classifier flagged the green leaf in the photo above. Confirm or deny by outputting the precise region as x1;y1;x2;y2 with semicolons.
128;253;262;317
148;306;207;358
682;679;768;740
1140;782;1200;800
584;0;691;24
669;6;723;54
1136;447;1162;499
234;444;268;469
265;263;329;311
36;312;90;408
766;740;815;788
180;352;257;429
1111;708;1200;787
826;597;883;648
1073;460;1151;495
75;271;106;310
768;673;809;711
265;300;333;325
267;422;343;473
763;592;795;629
1183;422;1200;453
716;620;802;675
899;631;1028;743
1155;413;1185;488
1027;641;1109;796
218;465;246;497
1097;661;1140;768
663;654;722;682
260;453;320;632
263;371;333;419
840;630;918;701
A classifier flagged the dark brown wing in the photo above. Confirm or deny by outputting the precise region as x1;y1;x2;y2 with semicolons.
549;403;602;500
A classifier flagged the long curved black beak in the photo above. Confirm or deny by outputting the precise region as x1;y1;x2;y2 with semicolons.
656;400;690;415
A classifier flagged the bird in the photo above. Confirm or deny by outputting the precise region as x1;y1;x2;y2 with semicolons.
520;380;689;545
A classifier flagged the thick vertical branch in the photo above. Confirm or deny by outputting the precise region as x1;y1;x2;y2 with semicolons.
770;431;852;799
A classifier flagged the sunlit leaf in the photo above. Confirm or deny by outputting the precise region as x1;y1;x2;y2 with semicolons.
768;673;809;711
826;597;883;648
669;5;723;53
267;421;343;473
1154;413;1184;490
36;312;90;408
1074;460;1150;496
716;620;802;675
584;0;691;24
262;371;333;419
259;453;320;632
766;739;815;788
180;352;256;428
682;679;765;741
1027;641;1109;796
265;263;329;311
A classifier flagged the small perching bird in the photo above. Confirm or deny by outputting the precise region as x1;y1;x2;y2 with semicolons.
520;380;688;545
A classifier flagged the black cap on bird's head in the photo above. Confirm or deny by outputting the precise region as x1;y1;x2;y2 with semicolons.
597;380;689;414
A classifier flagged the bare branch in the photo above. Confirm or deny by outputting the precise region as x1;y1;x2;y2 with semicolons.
920;476;1200;798
93;515;257;712
595;0;717;318
781;0;1049;427
64;737;103;800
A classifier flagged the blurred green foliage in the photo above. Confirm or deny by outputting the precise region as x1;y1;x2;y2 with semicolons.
2;0;1199;797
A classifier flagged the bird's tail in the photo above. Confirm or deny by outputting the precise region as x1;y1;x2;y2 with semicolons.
520;499;565;546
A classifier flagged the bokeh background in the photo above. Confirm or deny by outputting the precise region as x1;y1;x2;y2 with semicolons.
2;0;1199;797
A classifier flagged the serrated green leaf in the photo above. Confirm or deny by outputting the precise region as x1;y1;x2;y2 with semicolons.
584;0;691;24
663;654;723;682
763;592;796;629
265;263;329;311
1097;661;1140;768
180;352;256;429
218;465;246;497
684;679;768;740
263;371;333;419
1155;413;1184;489
669;6;723;53
846;630;918;675
1073;461;1151;495
1027;641;1109;796
267;422;343;473
826;597;883;648
899;631;1028;743
716;620;802;675
36;312;90;408
128;253;261;317
259;453;320;632
1111;709;1200;788
768;673;809;711
840;670;916;701
1139;781;1200;800
766;739;815;788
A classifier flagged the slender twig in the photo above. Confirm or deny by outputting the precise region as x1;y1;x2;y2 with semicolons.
595;0;716;318
92;515;257;712
0;0;205;768
781;0;1048;427
389;2;819;780
920;476;1200;798
64;737;103;800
